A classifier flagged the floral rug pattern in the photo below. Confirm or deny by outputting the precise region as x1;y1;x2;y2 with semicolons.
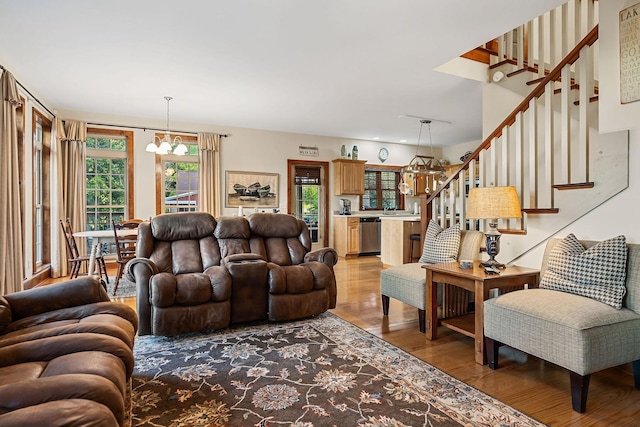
132;313;545;426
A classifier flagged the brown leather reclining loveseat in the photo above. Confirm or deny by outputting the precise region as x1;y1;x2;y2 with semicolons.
128;212;338;336
0;276;138;427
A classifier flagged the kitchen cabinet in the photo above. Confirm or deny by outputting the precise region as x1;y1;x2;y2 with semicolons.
333;216;360;257
332;159;366;195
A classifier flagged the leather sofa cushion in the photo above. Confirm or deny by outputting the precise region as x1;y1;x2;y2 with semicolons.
215;217;250;239
151;272;231;307
172;240;205;274
283;266;314;294
249;213;304;240
151;212;216;241
0;399;120;427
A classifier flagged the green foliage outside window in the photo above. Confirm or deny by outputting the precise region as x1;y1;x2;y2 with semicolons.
85;136;127;232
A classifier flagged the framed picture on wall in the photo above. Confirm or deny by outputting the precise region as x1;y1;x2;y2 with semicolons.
225;171;279;208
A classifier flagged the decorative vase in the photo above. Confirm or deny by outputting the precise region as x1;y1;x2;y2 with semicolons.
352;145;358;160
340;145;346;158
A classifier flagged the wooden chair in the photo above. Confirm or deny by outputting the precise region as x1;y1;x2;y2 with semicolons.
111;220;138;296
59;219;109;283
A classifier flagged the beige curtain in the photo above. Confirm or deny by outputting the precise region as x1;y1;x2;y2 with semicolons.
55;118;88;275
198;132;221;217
0;70;24;294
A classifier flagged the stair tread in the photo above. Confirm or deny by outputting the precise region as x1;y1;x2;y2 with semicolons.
521;208;560;214
553;182;595;190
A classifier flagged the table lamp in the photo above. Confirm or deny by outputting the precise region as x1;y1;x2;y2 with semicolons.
466;186;522;269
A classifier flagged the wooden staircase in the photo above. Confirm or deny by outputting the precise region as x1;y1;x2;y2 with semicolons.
421;0;629;264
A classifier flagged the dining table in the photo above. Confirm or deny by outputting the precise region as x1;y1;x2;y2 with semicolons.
73;228;138;276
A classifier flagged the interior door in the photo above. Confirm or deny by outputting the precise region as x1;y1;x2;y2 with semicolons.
287;160;329;250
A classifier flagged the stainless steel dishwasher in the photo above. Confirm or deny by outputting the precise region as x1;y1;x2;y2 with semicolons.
359;217;381;255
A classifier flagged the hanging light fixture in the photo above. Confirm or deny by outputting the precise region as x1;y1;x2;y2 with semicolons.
398;119;447;194
403;120;446;176
145;96;188;155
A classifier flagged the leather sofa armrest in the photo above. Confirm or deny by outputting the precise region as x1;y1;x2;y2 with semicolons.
221;253;264;267
267;263;286;294
125;257;158;282
126;257;159;336
304;248;338;268
4;277;109;322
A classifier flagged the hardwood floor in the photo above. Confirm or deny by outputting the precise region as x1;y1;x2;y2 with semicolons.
48;256;639;426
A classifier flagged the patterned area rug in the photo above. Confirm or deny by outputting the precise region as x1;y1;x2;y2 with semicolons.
105;275;136;298
132;313;545;427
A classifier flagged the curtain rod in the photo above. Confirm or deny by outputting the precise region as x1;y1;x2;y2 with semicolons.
0;64;55;117
1;64;229;138
86;121;229;138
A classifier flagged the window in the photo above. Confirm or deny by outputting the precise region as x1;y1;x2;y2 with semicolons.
361;167;404;211
85;129;134;231
294;166;320;243
32;109;51;272
156;134;199;213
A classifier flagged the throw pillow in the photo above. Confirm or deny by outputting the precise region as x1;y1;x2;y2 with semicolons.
419;220;461;264
540;233;628;309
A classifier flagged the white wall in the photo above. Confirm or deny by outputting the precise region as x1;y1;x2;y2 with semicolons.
55;108;438;247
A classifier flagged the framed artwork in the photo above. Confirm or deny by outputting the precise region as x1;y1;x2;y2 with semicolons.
225;171;279;208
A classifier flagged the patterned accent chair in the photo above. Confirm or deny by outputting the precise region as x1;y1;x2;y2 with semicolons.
484;237;640;412
380;228;483;332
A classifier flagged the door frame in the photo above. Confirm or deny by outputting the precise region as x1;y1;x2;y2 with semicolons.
287;159;330;247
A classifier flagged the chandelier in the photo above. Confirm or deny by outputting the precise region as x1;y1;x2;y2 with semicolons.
398;119;447;195
403;120;445;176
145;96;188;155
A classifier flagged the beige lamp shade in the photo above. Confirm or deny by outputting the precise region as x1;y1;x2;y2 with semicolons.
466;186;522;219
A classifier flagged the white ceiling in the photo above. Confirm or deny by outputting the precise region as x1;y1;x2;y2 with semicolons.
0;0;565;146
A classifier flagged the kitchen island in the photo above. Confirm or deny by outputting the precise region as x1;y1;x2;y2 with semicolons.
380;215;422;266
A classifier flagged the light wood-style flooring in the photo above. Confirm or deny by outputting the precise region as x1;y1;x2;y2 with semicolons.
53;256;639;426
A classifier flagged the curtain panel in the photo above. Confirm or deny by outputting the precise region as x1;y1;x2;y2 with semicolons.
54;118;87;277
0;70;24;295
197;132;221;217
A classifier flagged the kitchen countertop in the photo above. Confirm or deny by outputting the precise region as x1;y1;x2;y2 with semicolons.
333;211;418;218
379;215;420;221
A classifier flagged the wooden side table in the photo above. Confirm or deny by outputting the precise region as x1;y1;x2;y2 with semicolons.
423;261;539;364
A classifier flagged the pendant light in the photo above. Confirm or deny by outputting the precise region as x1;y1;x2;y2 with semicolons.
145;96;188;155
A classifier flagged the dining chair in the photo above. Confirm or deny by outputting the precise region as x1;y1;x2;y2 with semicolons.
59;219;109;284
111;220;138;296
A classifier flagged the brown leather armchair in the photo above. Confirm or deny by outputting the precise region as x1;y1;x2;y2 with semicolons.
128;212;233;336
0;276;138;427
128;212;338;336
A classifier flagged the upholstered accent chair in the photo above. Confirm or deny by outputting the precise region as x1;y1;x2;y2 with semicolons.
380;227;483;332
484;237;640;412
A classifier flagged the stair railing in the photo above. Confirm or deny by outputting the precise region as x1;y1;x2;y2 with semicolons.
493;0;597;77
420;25;599;240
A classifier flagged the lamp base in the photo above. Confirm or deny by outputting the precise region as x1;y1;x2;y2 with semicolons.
482;222;506;269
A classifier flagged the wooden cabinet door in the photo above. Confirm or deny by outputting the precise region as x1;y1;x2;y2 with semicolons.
347;218;360;254
332;159;366;195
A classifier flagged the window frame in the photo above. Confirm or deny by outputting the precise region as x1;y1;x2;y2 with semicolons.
85;128;134;228
32;108;51;272
360;165;405;211
154;133;199;214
